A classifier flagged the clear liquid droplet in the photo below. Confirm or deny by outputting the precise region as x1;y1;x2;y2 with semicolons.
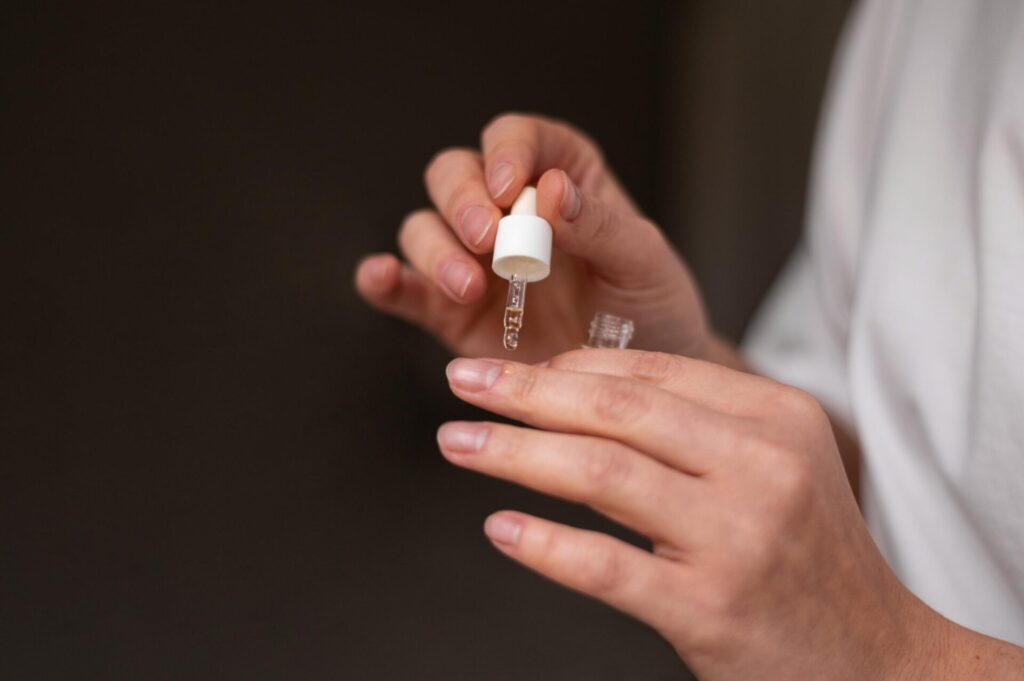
502;273;527;351
503;306;523;350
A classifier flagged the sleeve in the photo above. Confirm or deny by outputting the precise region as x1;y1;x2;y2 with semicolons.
742;243;853;427
742;0;905;430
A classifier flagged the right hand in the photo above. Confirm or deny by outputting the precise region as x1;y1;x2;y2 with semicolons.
355;113;711;363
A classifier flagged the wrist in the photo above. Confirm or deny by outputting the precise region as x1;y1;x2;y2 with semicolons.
921;617;1024;680
880;598;1009;681
882;600;951;681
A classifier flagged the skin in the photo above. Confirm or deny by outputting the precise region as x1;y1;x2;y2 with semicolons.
354;113;708;362
355;113;1024;678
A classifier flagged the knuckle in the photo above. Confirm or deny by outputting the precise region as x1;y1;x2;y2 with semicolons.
732;429;770;459
775;385;827;426
629;351;681;385
691;578;740;624
587;208;619;243
546;348;589;372
761;441;807;484
577;539;626;596
535;523;562;566
589;213;647;246
774;453;815;502
484;424;521;459
709;420;764;462
684;581;743;653
582;445;630;495
757;443;815;519
482;112;531;141
507;364;540;403
592;378;650;424
729;502;781;566
729;434;816;535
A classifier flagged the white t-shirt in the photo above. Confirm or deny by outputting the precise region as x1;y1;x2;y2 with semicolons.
745;0;1024;645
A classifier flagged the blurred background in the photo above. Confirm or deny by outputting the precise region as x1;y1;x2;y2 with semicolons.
2;1;851;678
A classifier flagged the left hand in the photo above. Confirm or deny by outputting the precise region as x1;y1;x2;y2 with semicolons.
436;349;951;680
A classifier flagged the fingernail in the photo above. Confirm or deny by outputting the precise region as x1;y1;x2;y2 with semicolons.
559;171;582;221
484;513;523;546
437;421;489;453
441;260;474;299
446;358;501;392
487;162;515;199
460;206;493;246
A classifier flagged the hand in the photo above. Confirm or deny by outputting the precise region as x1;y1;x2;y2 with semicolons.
354;113;708;363
435;349;964;680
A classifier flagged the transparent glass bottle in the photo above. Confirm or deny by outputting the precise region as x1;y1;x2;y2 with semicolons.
584;312;635;349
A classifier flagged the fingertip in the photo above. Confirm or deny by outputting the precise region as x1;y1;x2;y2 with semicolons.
355;253;400;298
480;114;540;205
484;510;525;547
536;168;566;225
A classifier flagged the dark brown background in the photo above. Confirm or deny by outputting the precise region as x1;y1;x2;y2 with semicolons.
1;1;850;678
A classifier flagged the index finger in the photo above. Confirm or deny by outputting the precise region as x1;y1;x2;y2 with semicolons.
423;148;502;253
548;349;776;418
445;358;751;475
481;113;630;210
546;349;831;452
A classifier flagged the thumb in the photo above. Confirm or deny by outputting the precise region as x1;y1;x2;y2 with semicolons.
536;169;678;288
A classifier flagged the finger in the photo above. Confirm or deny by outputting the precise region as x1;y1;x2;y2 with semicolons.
548;349;775;418
438;421;705;545
423;148;501;253
535;168;683;289
445;359;751;474
483;511;687;634
397;209;487;304
480;113;633;210
355;253;461;335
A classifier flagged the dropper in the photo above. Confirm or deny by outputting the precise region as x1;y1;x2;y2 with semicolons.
491;186;553;351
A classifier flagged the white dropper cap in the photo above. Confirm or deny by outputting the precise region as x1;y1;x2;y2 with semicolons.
491;187;552;282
